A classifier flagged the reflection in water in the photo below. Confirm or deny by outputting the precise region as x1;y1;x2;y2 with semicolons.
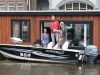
0;58;99;75
83;63;98;75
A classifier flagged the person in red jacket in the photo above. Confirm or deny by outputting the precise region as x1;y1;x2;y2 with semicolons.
49;15;59;47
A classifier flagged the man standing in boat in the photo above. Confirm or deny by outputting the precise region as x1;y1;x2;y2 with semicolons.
58;22;67;49
49;15;59;47
74;24;82;46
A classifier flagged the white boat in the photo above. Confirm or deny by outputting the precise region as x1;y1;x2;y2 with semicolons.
0;37;98;63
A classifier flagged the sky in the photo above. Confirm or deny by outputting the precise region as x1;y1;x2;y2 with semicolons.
51;0;97;9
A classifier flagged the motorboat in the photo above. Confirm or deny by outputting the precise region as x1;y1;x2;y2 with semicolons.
0;37;98;63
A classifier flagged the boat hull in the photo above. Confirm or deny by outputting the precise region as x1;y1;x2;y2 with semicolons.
0;44;81;63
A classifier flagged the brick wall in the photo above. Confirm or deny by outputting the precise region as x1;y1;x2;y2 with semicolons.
0;0;28;11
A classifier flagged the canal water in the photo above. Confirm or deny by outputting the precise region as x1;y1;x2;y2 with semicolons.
0;56;100;75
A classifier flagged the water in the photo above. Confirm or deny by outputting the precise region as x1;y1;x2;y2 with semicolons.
0;56;99;75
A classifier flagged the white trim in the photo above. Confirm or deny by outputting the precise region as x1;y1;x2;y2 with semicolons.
86;4;87;10
66;24;72;29
65;4;66;10
72;3;73;10
0;43;82;52
7;2;14;11
0;2;6;6
16;2;24;11
0;10;100;12
79;3;80;10
0;2;6;11
84;24;87;47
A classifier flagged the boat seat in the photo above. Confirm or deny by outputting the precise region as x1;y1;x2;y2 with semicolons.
53;43;58;49
47;42;53;49
62;41;69;50
53;43;61;50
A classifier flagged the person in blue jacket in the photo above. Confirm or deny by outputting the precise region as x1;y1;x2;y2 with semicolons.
41;28;50;46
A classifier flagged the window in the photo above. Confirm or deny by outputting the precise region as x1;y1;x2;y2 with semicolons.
64;21;93;47
59;3;93;10
59;5;65;10
22;21;30;41
87;5;93;10
80;3;86;10
16;2;23;11
0;2;6;11
66;3;72;10
73;3;79;10
11;20;30;42
8;2;14;11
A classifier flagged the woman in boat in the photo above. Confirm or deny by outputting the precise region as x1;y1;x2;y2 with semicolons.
41;28;50;46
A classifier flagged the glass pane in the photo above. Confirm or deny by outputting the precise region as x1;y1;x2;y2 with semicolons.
0;7;6;11
12;21;20;38
59;5;65;10
9;7;14;11
17;7;23;11
66;23;89;47
73;3;79;10
17;3;23;6
87;5;93;10
0;3;5;6
66;3;72;8
22;21;29;41
8;3;14;6
80;3;86;8
37;7;42;10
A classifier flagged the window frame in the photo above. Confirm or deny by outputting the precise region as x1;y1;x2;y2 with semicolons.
40;20;93;50
59;2;93;10
16;2;24;11
11;20;30;42
8;2;14;11
59;5;65;10
0;2;6;11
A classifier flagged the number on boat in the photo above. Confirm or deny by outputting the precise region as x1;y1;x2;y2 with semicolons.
20;53;31;57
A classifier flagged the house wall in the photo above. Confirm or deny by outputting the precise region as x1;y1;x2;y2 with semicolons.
0;0;27;11
0;15;100;51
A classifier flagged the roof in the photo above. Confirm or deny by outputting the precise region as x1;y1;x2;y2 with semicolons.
0;10;100;16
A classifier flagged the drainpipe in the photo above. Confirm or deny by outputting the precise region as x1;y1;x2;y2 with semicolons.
27;0;28;10
29;0;30;11
6;0;7;11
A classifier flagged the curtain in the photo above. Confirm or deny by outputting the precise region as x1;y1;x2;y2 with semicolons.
13;22;20;38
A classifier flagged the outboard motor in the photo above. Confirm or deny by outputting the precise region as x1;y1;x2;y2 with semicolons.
83;45;98;63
